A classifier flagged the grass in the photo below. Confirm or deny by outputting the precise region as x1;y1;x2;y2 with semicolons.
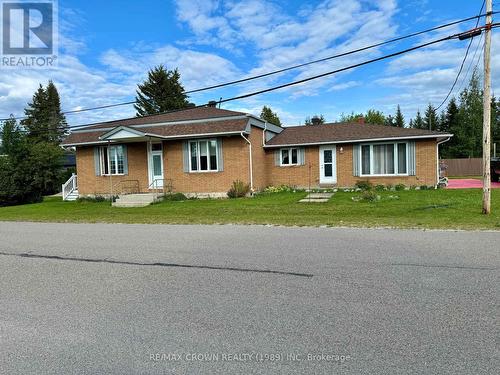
0;189;499;230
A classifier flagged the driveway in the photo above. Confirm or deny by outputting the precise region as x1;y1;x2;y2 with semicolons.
447;178;500;189
0;222;498;374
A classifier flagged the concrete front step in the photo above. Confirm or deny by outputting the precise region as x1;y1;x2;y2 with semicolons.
112;193;159;208
299;192;334;203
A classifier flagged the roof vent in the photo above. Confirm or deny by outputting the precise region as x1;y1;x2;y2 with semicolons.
207;100;218;107
311;116;321;125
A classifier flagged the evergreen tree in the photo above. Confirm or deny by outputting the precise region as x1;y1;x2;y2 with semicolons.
456;71;483;157
409;119;414;128
135;65;191;116
439;97;460;158
21;82;67;144
424;103;438;131
259;105;282;126
491;96;500;156
395;105;405;127
413;110;425;129
385;115;395;127
45;81;68;143
1;115;23;156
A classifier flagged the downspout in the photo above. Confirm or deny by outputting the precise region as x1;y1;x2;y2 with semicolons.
108;140;113;202
436;137;451;185
241;132;254;192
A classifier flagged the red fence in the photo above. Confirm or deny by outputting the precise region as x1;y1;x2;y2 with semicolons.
441;158;482;177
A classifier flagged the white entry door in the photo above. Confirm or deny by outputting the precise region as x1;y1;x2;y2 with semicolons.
319;145;337;184
148;143;164;188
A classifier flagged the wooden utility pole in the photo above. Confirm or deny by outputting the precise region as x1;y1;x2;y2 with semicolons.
482;0;492;214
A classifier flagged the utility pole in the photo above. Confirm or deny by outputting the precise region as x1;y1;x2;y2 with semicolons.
482;0;492;214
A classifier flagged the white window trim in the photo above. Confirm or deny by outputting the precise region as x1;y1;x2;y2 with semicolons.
279;147;299;166
99;145;125;176
359;142;409;177
188;138;219;173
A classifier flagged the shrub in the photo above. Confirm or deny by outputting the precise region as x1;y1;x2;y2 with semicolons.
361;190;380;202
263;185;294;193
77;195;107;203
227;180;250;198
395;183;406;191
419;185;432;190
354;180;373;191
374;184;386;192
162;192;187;201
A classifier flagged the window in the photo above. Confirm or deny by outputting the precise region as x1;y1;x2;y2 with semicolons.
280;147;299;166
189;139;218;172
99;145;125;175
360;142;408;176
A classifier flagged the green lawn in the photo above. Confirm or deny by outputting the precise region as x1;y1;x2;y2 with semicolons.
0;189;499;230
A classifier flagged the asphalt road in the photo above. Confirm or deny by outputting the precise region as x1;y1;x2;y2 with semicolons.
0;222;498;374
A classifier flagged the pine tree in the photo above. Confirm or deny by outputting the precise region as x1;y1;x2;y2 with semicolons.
395;105;405;127
1;115;23;156
385;115;395;127
413;110;424;129
409;119;414;128
457;71;483;157
135;65;192;116
439;97;460;158
260;106;282;126
21;82;67;144
424;103;438;131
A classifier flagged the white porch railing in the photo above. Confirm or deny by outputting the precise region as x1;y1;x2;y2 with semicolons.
62;173;78;201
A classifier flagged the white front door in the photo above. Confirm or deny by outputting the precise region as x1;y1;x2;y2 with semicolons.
148;142;164;188
319;145;337;184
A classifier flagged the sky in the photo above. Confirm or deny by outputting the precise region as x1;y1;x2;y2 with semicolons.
0;0;498;127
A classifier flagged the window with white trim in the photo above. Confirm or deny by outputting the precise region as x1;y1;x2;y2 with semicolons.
360;142;408;176
99;145;125;175
189;139;218;172
280;147;298;166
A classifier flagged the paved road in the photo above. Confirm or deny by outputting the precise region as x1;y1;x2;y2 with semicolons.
0;222;498;374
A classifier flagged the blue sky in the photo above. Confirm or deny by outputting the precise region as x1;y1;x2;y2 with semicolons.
1;0;498;126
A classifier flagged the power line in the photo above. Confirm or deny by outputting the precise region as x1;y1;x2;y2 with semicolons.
1;11;497;122
435;0;485;110
457;31;484;94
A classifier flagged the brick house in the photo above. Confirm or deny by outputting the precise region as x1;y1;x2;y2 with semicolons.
61;106;452;199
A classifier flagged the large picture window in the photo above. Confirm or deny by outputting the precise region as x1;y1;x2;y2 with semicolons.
360;142;408;176
99;145;125;175
189;139;218;172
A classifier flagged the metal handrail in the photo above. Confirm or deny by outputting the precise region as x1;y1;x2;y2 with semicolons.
148;178;174;202
112;179;140;195
62;173;77;201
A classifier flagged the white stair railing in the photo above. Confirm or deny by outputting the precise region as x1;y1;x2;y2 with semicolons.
62;173;78;201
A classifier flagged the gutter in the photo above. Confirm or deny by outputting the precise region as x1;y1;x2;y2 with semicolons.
263;134;455;148
240;132;254;192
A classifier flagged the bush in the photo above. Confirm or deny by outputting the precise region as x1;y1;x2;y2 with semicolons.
419;185;432;190
227;180;250;198
77;195;108;203
395;183;406;191
162;192;187;201
361;190;380;202
374;184;386;192
263;185;294;193
355;180;373;190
